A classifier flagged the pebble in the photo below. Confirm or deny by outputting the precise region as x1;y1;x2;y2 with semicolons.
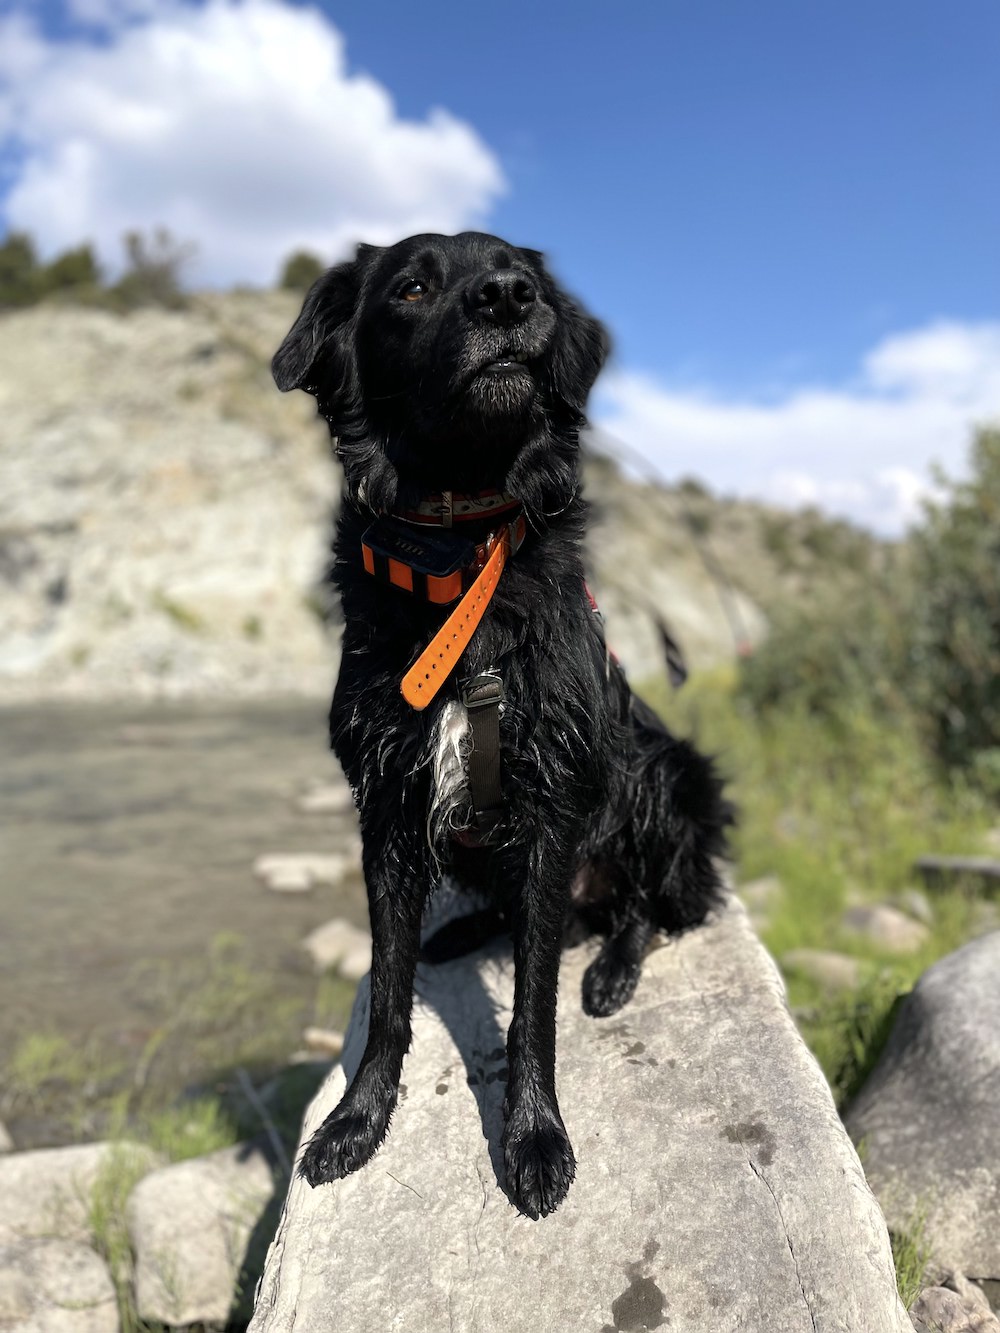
301;917;372;978
253;851;357;893
301;1027;345;1057
910;1284;1000;1333
888;887;934;926
297;782;355;815
781;949;862;992
840;904;930;954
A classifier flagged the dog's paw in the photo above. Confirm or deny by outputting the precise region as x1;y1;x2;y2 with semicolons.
503;1111;576;1220
298;1107;387;1187
582;947;641;1017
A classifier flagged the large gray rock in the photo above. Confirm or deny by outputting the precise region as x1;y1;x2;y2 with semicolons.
126;1140;277;1327
0;1141;159;1245
249;898;910;1333
0;1237;118;1333
846;933;1000;1285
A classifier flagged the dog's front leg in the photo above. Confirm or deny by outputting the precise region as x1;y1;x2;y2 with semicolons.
502;846;577;1220
299;829;426;1187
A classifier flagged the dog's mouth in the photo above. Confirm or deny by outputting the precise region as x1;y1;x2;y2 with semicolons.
472;349;535;381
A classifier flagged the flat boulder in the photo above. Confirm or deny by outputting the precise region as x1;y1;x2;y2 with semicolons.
126;1140;278;1327
846;932;1000;1285
0;1140;159;1245
0;1237;118;1333
250;898;910;1333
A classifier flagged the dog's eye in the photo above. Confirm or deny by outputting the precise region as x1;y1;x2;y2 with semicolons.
398;280;427;302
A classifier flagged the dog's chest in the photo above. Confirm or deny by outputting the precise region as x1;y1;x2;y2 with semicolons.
426;697;476;849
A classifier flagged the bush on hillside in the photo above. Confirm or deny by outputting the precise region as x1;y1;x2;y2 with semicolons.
0;232;42;307
279;250;325;291
740;425;1000;792
738;565;914;724
109;228;194;310
0;228;192;311
908;426;1000;783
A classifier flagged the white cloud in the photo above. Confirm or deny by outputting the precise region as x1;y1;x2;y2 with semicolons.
0;0;505;285
595;322;1000;534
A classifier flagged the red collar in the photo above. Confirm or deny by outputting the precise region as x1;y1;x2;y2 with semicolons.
394;489;521;528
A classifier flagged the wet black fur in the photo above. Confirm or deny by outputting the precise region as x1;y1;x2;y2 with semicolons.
273;231;731;1219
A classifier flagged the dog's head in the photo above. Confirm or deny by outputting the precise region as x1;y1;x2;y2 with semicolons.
273;231;609;513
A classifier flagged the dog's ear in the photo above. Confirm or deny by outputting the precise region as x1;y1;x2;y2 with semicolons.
272;244;379;393
549;300;611;412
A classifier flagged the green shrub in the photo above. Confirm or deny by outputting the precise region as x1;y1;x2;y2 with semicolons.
908;426;1000;772
0;232;42;307
279;249;325;290
737;563;913;723
109;228;193;310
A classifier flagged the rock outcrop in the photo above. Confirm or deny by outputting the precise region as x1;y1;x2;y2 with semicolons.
846;932;1000;1286
126;1140;278;1328
0;1140;160;1245
249;898;910;1333
0;1237;118;1333
2;296;885;703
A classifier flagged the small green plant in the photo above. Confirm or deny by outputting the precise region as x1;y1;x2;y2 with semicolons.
890;1209;931;1309
151;590;205;633
143;1095;239;1163
88;1137;160;1332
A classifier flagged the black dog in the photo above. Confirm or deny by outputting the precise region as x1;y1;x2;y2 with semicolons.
273;231;730;1219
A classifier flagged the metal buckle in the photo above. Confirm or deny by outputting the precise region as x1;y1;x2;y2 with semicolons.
461;672;505;710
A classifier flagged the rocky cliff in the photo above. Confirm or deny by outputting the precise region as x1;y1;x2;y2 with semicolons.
0;294;876;700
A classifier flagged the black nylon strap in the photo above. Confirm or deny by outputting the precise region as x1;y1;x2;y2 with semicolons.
461;673;505;835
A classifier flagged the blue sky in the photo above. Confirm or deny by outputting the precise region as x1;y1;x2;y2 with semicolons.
1;0;998;531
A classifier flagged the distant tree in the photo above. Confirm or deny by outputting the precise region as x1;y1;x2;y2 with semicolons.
908;426;1000;783
0;232;42;308
42;244;102;297
109;227;195;309
279;249;325;291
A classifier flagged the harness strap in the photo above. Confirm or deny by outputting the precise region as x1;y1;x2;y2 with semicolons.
461;672;505;836
400;528;511;710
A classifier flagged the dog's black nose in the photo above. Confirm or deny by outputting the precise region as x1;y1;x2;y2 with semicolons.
466;269;536;326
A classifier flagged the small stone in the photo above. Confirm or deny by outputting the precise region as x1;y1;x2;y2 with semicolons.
0;1121;14;1153
297;782;354;815
301;917;371;978
301;1027;344;1057
910;1286;1000;1332
888;887;934;927
0;1140;161;1245
840;904;930;954
781;949;862;992
0;1237;118;1332
127;1141;276;1328
253;851;356;893
949;1273;995;1317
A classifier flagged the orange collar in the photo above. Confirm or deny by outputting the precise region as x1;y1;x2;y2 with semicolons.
358;494;526;710
401;522;518;710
